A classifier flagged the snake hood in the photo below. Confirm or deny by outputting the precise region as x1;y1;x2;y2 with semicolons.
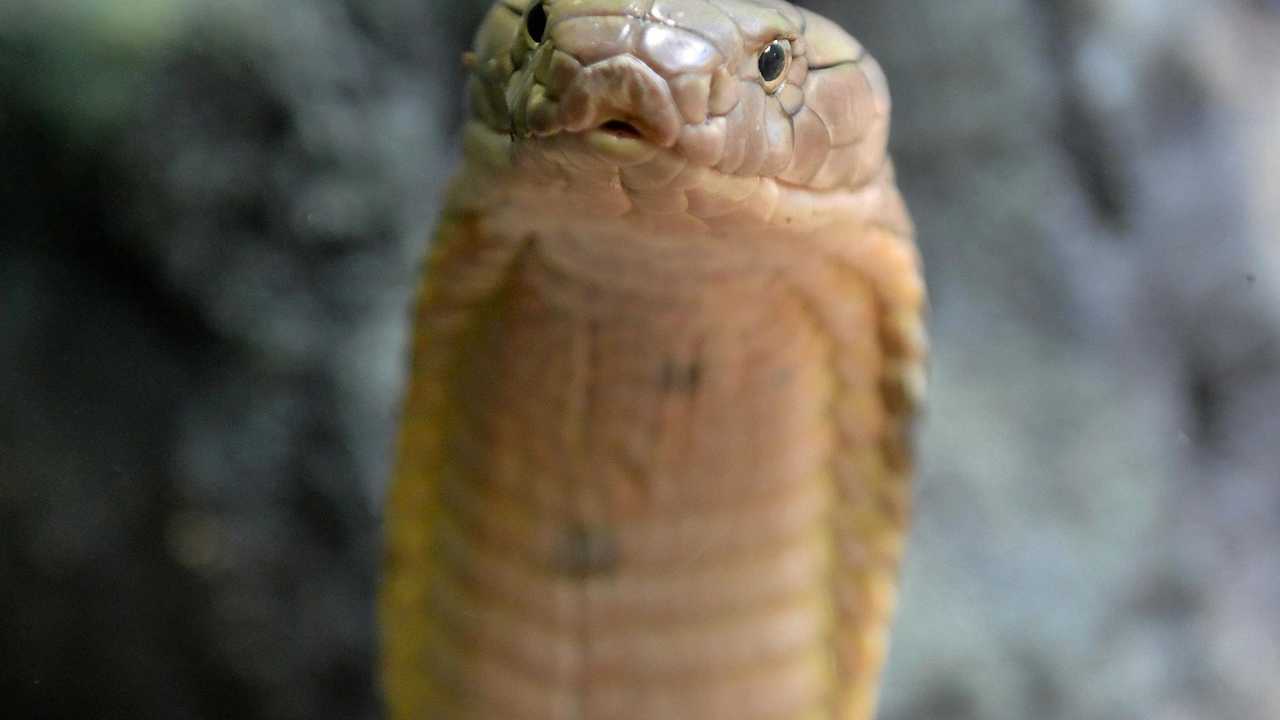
383;3;925;717
460;0;901;231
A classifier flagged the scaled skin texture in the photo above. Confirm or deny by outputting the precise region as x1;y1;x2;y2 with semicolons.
381;1;927;718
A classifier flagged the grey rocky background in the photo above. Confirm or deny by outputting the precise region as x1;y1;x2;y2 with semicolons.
0;1;1276;719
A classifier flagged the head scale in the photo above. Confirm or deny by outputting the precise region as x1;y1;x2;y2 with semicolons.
465;0;893;204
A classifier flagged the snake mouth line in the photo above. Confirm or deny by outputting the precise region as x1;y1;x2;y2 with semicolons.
597;119;645;140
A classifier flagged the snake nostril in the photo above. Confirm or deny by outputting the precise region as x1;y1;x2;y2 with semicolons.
599;120;644;139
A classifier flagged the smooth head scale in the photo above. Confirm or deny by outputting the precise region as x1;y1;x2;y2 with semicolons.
460;0;898;232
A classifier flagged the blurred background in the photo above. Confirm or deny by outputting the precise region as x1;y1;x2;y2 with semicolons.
1;1;1278;718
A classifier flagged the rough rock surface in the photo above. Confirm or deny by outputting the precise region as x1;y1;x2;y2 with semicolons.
1;1;1277;719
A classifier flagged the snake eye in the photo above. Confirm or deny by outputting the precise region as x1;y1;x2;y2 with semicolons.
758;40;790;87
525;2;548;44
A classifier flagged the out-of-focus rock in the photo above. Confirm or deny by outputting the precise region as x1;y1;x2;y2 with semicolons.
1;2;486;718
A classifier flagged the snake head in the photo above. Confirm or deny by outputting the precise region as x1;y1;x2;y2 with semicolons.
466;0;894;193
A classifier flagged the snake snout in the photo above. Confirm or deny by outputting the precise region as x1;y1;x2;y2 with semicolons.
509;8;738;151
556;55;685;147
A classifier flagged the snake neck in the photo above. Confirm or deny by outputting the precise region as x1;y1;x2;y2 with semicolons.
393;118;924;720
422;213;871;718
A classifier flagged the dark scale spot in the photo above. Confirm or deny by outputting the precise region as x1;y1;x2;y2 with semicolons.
553;523;620;578
659;359;702;393
525;1;548;44
879;374;913;415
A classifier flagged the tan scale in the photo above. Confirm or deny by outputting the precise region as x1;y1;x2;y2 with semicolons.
381;1;927;718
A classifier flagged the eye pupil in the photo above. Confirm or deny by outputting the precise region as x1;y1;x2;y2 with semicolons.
758;41;787;82
526;2;548;44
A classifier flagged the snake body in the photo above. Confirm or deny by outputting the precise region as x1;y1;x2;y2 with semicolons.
381;1;926;718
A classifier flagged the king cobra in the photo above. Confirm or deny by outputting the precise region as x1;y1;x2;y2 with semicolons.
381;1;927;717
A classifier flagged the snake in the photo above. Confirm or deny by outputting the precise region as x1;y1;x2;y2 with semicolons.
380;1;927;718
